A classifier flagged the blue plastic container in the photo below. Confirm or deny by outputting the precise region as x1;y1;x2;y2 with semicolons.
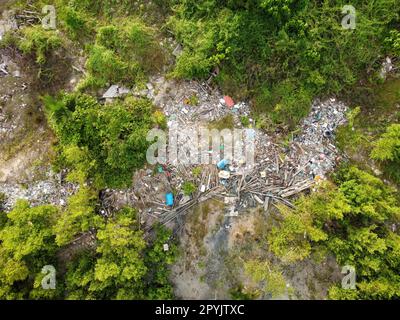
217;159;228;170
166;193;174;207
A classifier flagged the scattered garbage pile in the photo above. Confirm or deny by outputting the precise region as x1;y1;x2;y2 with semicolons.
142;76;252;127
100;76;348;233
288;98;348;181
0;66;348;229
0;171;77;211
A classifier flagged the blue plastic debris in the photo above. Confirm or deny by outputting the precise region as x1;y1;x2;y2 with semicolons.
166;193;174;207
217;159;228;170
246;129;256;139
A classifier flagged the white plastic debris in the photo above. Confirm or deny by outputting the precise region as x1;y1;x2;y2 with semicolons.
218;171;231;179
102;85;130;100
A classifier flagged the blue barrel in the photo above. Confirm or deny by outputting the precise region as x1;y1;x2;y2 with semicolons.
217;159;228;170
166;193;174;206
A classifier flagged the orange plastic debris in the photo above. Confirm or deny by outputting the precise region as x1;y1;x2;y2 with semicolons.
224;96;235;108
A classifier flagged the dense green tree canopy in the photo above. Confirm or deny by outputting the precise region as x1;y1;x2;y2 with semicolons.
45;93;162;187
268;166;400;299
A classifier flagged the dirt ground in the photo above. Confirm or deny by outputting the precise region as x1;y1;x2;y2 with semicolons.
171;202;342;300
0;23;84;183
0;48;55;183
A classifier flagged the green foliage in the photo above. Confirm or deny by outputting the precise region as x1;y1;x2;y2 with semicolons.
385;30;400;56
0;201;60;299
92;207;147;298
169;0;399;129
268;181;344;262
182;181;196;196
244;259;286;298
64;208;177;299
186;94;199;106
371;124;400;162
269;166;400;299
60;6;94;40
81;19;163;90
371;124;400;183
144;225;177;300
17;26;62;65
255;80;312;129
0;198;177;300
54;186;100;246
230;285;260;300
0;192;5;213
240;116;250;127
192;166;202;178
65;0;136;18
84;44;139;89
336;107;364;152
45;93;158;188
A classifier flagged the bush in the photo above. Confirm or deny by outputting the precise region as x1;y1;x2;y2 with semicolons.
169;0;398;129
268;166;400;299
45;93;159;188
82;19;163;90
182;182;196;196
61;6;94;40
17;26;62;65
255;80;312;129
371;124;400;183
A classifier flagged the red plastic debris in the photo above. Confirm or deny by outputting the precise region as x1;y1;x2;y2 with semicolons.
224;96;235;108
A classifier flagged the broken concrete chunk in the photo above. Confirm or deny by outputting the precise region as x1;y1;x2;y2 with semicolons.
102;85;130;100
172;44;183;57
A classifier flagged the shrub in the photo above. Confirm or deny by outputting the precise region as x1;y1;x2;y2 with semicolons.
45;93;159;188
371;124;400;183
182;182;196;196
17;26;62;65
268;166;400;299
82;19;163;90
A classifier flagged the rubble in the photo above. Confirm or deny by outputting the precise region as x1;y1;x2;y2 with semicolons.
147;75;252;127
0;55;21;79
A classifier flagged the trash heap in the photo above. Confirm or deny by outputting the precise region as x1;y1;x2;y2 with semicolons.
0;172;77;211
148;75;252;127
288;98;348;181
100;76;348;232
218;98;348;216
